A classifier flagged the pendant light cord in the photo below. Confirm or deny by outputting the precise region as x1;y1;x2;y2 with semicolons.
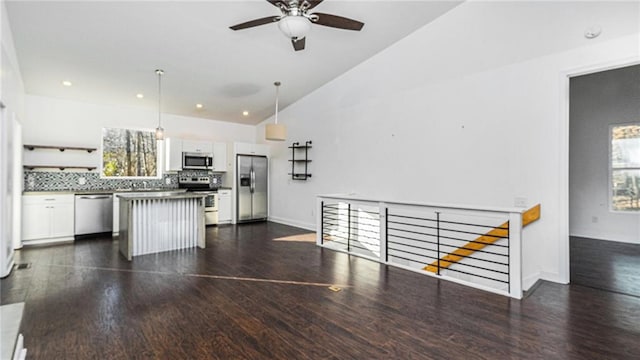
274;81;281;125
157;70;163;128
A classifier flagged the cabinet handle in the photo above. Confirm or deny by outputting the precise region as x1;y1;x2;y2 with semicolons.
45;198;56;201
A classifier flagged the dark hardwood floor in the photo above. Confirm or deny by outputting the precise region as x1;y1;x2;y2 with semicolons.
2;223;640;359
571;236;640;298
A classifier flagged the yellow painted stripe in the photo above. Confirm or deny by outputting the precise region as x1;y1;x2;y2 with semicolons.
424;204;541;273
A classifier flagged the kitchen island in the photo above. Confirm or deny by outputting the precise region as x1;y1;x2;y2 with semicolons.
117;192;206;260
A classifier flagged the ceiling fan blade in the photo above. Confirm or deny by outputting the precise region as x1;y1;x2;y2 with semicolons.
266;1;288;9
230;16;280;31
292;37;306;51
304;0;324;10
311;13;364;31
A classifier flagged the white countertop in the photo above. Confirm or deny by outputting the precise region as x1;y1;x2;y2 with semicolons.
117;192;207;200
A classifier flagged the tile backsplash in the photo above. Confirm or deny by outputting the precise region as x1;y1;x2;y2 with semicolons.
23;170;223;192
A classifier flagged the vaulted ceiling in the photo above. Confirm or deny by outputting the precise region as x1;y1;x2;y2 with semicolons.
6;1;462;125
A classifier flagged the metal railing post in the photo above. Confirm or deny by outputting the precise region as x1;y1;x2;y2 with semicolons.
379;202;387;263
436;211;441;276
318;200;324;246
347;203;351;252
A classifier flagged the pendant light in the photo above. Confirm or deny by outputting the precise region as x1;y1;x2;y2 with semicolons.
155;69;165;140
265;81;287;141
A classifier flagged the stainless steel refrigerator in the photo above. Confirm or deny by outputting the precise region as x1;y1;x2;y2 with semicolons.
236;155;268;222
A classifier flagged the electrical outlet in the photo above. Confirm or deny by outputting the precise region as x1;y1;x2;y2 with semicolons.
212;178;218;184
165;178;171;185
514;197;527;208
78;177;86;185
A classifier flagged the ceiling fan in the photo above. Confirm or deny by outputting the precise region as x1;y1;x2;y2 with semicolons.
229;0;364;51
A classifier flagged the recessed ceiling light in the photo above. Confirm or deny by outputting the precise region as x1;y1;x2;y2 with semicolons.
196;103;204;109
62;80;72;87
242;111;249;116
136;93;144;99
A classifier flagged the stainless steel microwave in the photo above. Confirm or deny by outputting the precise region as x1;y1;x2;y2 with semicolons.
182;152;213;170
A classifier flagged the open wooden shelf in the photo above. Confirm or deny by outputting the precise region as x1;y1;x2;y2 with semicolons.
24;144;97;153
24;165;97;171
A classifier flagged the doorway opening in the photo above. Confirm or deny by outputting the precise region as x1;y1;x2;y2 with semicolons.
568;64;640;297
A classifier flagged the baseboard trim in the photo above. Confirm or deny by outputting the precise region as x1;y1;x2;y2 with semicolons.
22;237;74;247
523;272;541;291
570;233;640;245
268;216;315;231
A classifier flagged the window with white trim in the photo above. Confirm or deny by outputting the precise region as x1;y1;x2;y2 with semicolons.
101;128;160;178
611;124;640;211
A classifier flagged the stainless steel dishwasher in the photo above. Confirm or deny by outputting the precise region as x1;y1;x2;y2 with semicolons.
74;194;113;237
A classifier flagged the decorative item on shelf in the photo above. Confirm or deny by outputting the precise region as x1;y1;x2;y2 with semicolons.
265;81;287;141
288;140;312;180
155;69;165;141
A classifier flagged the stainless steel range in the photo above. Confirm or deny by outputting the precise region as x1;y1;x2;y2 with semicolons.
178;176;218;226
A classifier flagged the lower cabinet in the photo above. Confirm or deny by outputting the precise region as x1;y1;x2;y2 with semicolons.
113;193;121;236
218;190;232;224
22;194;74;243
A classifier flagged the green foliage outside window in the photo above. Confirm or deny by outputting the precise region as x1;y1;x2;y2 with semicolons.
102;128;158;177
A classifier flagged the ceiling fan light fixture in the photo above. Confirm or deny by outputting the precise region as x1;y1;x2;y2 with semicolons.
278;15;311;39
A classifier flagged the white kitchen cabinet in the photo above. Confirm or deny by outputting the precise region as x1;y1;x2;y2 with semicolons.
234;142;269;156
22;194;74;243
212;142;227;172
164;138;183;172
217;190;232;224
112;193;121;236
182;140;213;154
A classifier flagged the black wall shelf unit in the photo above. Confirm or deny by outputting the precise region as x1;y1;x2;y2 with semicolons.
288;141;312;180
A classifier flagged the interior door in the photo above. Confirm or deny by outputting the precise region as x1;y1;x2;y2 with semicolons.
252;156;268;220
237;155;253;222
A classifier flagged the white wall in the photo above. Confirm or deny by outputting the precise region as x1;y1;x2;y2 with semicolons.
570;65;640;244
0;0;26;276
23;95;257;187
260;1;640;288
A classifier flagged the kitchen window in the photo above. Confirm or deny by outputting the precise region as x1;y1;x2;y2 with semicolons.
101;128;160;178
611;124;640;212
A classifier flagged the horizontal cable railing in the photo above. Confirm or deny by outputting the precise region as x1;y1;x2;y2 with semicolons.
317;195;531;299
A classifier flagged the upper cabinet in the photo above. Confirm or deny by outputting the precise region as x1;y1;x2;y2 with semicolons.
234;142;270;157
182;140;213;154
212;142;227;172
165;138;227;172
165;138;183;172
